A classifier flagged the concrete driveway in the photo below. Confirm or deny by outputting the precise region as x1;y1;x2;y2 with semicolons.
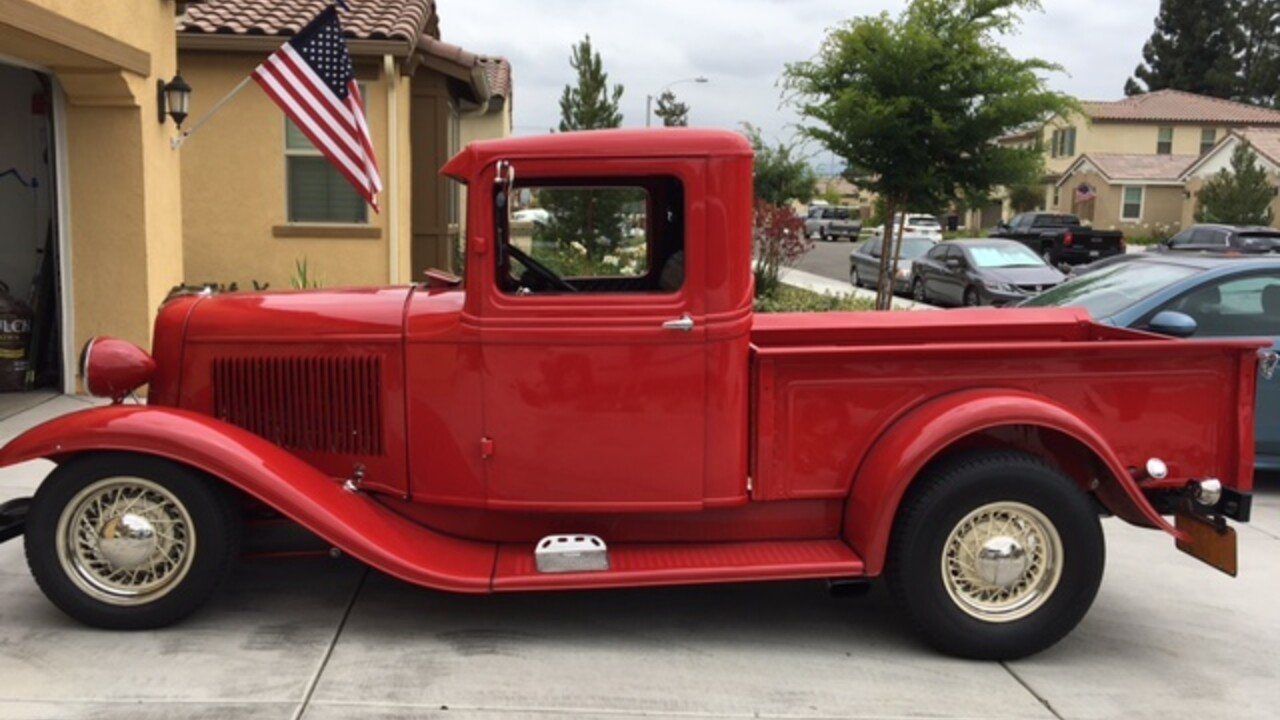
0;396;1277;720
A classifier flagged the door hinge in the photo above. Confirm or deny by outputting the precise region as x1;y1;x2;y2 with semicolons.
480;437;495;460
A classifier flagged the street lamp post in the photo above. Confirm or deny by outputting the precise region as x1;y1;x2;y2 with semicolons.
646;76;709;127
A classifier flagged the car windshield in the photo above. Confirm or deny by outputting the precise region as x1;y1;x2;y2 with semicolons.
899;238;935;258
965;244;1044;268
1021;261;1201;317
907;215;940;227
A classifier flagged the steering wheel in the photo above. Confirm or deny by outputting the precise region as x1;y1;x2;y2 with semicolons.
506;243;578;293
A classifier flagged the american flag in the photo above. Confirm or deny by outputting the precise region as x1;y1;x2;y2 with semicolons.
252;5;382;210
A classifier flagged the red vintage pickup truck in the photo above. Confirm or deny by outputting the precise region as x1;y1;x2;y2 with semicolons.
0;129;1261;659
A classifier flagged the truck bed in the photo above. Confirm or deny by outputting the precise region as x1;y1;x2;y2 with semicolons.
749;308;1259;503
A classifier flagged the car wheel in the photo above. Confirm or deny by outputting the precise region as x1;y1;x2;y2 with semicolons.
887;450;1104;659
819;228;829;242
1041;248;1054;265
24;453;241;629
963;287;980;306
850;266;861;287
912;278;927;303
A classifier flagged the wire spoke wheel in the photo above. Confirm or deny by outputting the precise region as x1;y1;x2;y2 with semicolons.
55;477;197;607
940;501;1062;623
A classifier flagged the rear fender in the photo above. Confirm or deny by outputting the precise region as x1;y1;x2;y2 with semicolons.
845;388;1181;576
0;406;494;593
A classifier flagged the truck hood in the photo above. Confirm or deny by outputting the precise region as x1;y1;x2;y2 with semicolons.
184;287;412;343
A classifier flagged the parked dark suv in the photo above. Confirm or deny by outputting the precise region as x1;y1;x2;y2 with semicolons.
1152;224;1280;254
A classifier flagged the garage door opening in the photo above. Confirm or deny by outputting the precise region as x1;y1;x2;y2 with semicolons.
0;62;63;414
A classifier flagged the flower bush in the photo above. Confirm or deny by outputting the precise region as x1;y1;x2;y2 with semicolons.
753;200;811;297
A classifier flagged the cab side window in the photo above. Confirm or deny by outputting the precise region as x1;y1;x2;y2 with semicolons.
1167;229;1195;247
499;177;685;295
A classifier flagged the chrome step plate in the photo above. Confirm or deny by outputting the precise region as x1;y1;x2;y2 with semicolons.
535;534;609;573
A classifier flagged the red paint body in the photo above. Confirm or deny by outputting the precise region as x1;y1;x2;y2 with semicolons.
0;129;1262;592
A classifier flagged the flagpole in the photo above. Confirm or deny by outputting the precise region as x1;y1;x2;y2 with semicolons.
171;76;253;150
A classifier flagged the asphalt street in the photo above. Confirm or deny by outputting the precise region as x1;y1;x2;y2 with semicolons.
1;396;1277;720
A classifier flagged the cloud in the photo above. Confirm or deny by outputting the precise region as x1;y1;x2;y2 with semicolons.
440;0;1160;147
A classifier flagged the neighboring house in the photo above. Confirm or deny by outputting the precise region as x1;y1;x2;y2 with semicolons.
1180;127;1280;228
1050;154;1191;232
177;0;513;289
971;89;1280;232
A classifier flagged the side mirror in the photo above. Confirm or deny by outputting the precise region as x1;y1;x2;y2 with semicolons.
1147;310;1197;338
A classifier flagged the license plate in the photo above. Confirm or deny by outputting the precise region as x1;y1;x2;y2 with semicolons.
1089;250;1100;257
1175;510;1237;576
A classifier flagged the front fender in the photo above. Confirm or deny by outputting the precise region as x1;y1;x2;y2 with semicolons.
844;388;1180;576
0;406;495;593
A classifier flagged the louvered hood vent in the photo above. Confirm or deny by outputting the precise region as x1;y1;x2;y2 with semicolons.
212;357;384;456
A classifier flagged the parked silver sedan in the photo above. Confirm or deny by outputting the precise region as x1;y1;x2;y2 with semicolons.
849;235;938;294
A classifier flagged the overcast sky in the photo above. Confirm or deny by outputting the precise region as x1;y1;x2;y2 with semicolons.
442;0;1160;172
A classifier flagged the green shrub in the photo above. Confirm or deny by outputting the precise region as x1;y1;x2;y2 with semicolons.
754;285;876;312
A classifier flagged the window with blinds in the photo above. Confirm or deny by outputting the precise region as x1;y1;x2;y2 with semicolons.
285;116;369;224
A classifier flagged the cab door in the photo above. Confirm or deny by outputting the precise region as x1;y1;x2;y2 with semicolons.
477;163;708;511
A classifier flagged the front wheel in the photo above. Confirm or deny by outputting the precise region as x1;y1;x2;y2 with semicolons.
912;277;927;303
24;453;241;629
887;450;1104;659
851;266;862;288
963;287;981;306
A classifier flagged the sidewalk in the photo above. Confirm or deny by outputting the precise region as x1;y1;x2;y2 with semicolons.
778;266;934;310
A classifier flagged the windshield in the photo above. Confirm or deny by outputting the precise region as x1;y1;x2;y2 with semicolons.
907;215;940;227
966;244;1044;268
899;238;935;258
1021;261;1201;317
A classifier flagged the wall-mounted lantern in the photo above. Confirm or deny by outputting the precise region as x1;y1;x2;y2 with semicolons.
157;74;192;128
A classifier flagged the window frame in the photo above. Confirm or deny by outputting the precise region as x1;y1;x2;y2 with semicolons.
1121;186;1144;221
1200;128;1217;155
1157;126;1174;155
282;82;371;226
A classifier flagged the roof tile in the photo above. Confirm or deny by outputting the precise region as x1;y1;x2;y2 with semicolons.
1082;89;1280;125
178;0;436;43
1081;153;1197;182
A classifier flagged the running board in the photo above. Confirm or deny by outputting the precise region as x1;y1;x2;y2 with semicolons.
492;538;864;591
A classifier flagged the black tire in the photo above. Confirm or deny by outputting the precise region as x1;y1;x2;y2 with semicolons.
1041;247;1055;266
887;450;1104;659
851;265;862;288
24;453;241;629
963;287;981;306
912;277;927;303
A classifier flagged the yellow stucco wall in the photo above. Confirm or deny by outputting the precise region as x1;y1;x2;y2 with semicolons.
1055;170;1184;235
3;0;185;361
1044;112;1223;176
179;51;409;290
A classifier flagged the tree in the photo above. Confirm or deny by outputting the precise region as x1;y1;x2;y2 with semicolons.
1195;141;1276;225
1008;184;1044;213
1125;0;1242;98
742;123;816;206
654;90;690;127
556;35;623;131
784;0;1070;309
742;124;816;296
1237;0;1280;106
538;35;628;261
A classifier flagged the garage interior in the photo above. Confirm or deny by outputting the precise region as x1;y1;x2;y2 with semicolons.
0;61;61;417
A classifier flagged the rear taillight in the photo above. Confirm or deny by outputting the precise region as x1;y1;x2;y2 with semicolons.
1063;232;1074;247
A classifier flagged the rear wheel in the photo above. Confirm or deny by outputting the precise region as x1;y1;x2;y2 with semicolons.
912;278;927;303
24;453;240;629
819;228;829;242
887;450;1104;659
963;287;980;306
851;266;862;287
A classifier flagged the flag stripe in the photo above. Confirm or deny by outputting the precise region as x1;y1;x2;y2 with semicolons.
348;83;382;194
278;45;361;139
258;53;362;162
252;68;370;189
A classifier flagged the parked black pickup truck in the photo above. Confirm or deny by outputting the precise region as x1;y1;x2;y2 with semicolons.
990;213;1125;267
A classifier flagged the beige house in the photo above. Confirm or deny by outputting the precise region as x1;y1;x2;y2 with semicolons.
0;0;509;397
177;1;513;289
1180;127;1280;227
972;90;1280;232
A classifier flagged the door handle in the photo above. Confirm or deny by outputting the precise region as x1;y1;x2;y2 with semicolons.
662;313;695;332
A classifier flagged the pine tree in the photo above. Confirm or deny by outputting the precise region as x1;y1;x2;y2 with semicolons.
556;35;623;131
654;90;690;127
1195;141;1276;225
537;36;629;262
1126;0;1242;98
1237;0;1280;106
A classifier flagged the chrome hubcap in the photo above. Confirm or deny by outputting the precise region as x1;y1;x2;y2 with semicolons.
941;502;1062;623
56;477;195;606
